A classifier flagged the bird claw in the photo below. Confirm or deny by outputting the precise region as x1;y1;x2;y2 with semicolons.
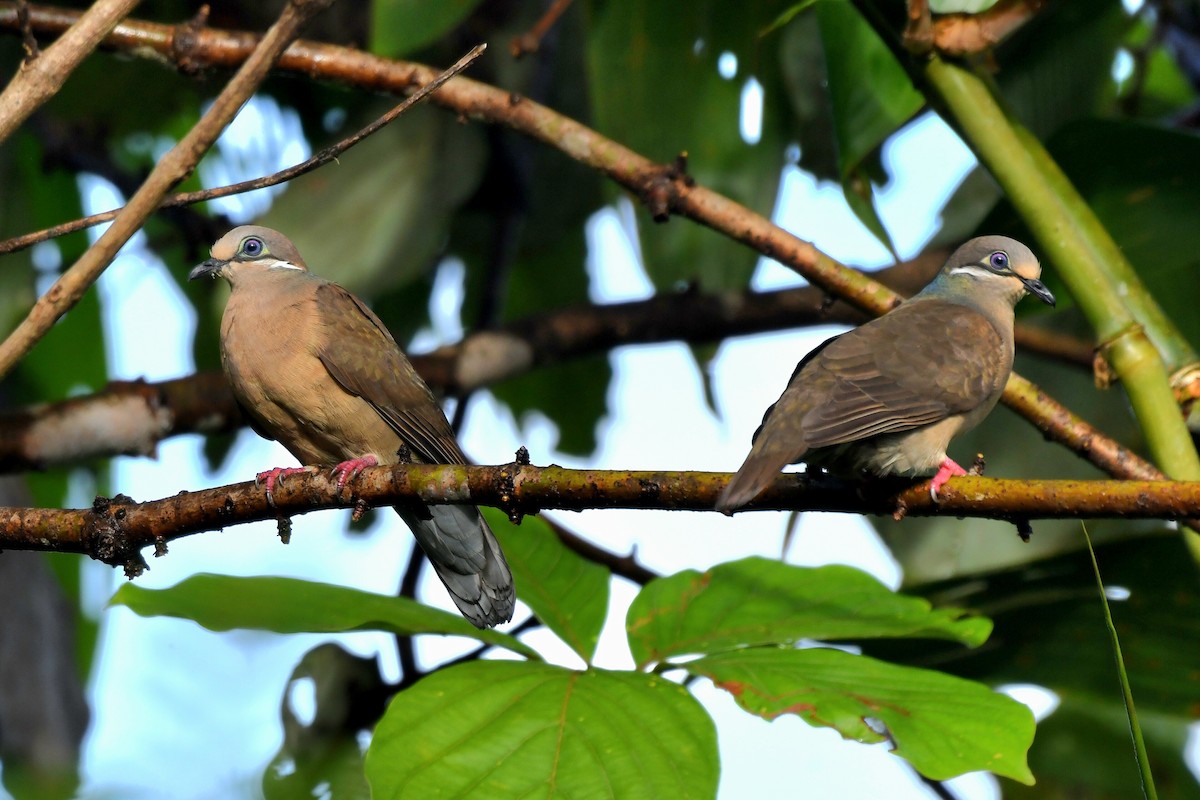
330;455;379;492
928;458;967;503
256;466;313;507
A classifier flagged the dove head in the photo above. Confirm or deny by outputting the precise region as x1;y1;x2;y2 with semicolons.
188;226;309;285
928;235;1055;309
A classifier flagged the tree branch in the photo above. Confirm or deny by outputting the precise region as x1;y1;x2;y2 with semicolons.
0;4;1150;487
1;463;1196;575
0;0;335;381
0;271;1098;474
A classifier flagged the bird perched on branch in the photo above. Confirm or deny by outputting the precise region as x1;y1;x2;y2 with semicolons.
716;235;1055;513
190;225;514;628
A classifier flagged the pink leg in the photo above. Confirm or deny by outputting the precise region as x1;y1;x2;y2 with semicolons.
929;457;967;502
330;455;379;491
256;466;314;506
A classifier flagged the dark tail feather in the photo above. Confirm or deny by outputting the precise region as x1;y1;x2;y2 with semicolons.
716;448;795;515
395;504;515;628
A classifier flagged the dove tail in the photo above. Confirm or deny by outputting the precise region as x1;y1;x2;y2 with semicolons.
395;504;515;628
715;447;795;515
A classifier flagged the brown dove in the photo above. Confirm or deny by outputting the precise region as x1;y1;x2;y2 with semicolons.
190;226;514;627
716;235;1055;513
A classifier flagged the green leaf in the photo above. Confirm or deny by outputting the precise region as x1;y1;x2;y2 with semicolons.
871;536;1200;719
626;557;990;668
111;574;537;659
483;509;610;663
263;644;374;800
762;0;823;35
993;0;1129;140
815;0;922;251
691;646;1034;783
1007;701;1200;800
365;661;718;799
587;0;788;290
369;0;486;58
261;105;486;299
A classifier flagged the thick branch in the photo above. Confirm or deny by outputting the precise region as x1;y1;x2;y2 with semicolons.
1;463;1196;574
0;272;1100;473
0;5;1144;486
0;0;334;381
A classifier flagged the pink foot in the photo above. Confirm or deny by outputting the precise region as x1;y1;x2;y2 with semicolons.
929;458;967;502
256;466;314;506
330;455;378;491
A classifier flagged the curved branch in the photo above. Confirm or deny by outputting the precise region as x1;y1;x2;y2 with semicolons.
0;4;1146;485
0;271;1100;474
1;462;1195;575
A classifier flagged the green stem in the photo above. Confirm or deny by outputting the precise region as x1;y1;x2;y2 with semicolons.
1081;524;1158;800
922;56;1200;561
850;0;1200;495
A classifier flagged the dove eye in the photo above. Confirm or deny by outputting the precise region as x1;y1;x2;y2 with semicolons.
241;237;264;257
989;251;1009;270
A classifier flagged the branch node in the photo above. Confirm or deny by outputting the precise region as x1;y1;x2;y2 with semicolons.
123;554;148;579
171;4;211;76
1093;349;1116;389
89;493;141;571
514;445;531;466
1014;517;1033;542
641;152;692;223
16;0;39;62
276;515;292;544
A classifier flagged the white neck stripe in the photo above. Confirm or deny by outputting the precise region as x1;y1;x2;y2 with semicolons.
948;265;996;280
264;258;304;271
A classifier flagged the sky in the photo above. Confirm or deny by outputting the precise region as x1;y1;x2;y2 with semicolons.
3;47;1156;798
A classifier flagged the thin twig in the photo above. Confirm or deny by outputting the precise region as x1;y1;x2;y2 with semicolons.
510;0;574;58
0;42;488;258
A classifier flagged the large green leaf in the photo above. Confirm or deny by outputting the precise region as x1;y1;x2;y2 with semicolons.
588;0;789;290
815;0;923;251
370;0;486;58
111;574;537;659
483;509;610;663
1007;701;1200;799
262;644;375;800
691;646;1034;784
1044;120;1200;355
871;536;1200;718
365;661;718;799
626;557;990;668
261;105;487;299
993;0;1130;141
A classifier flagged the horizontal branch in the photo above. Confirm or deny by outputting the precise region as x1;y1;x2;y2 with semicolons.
0;271;1096;472
1;461;1194;575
